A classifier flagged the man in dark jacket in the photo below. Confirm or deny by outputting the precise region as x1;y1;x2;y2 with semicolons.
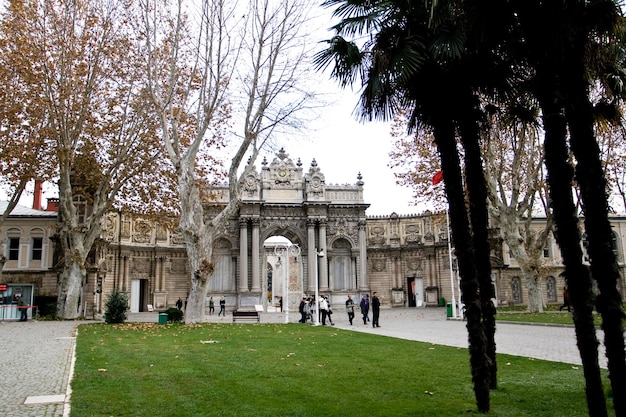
298;297;307;323
359;294;369;325
372;292;381;328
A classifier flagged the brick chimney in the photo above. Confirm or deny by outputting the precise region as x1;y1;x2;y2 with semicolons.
32;180;43;211
46;198;59;212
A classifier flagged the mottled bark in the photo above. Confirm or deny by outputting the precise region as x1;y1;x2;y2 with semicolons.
433;117;491;412
565;74;626;416
541;97;607;417
457;99;498;390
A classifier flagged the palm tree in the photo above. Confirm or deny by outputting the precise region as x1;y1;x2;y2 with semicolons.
558;0;626;412
315;0;494;410
514;0;626;414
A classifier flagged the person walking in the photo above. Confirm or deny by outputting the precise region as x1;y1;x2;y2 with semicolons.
345;295;355;325
319;295;329;325
325;297;335;325
218;296;226;316
208;297;215;315
309;296;317;323
299;297;308;323
559;286;571;312
360;294;370;325
372;292;381;328
176;297;183;310
17;295;28;321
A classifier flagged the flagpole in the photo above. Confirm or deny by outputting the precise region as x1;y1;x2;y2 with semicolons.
445;208;457;318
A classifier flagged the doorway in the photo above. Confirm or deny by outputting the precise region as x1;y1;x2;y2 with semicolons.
407;277;424;307
130;279;148;312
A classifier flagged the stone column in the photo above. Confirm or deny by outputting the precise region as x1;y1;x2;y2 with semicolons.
122;256;130;291
307;219;316;293
159;257;165;291
155;256;161;291
251;218;260;292
359;220;368;290
239;218;249;292
319;219;329;292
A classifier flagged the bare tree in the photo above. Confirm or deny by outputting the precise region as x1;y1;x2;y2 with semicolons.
136;0;317;323
0;0;167;318
390;101;555;312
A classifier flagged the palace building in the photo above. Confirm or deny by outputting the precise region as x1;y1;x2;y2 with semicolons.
1;149;625;319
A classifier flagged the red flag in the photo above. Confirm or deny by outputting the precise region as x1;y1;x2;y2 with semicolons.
432;170;443;185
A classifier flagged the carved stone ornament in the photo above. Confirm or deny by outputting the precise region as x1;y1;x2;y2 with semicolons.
372;258;386;272
369;226;386;245
132;220;152;243
132;258;150;274
407;257;422;272
243;174;258;194
405;224;422;244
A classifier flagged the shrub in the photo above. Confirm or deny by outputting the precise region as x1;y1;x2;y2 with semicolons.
165;307;184;322
104;290;129;324
34;295;58;319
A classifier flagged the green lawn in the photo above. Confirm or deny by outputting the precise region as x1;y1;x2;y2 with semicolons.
495;307;603;326
70;322;614;417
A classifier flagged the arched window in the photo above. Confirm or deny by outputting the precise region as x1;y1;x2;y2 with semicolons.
330;238;353;290
546;276;557;302
511;277;522;304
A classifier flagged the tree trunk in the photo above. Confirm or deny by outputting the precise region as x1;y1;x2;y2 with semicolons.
541;96;608;417
177;166;215;324
433;116;491;412
457;99;498;389
57;259;86;319
565;77;626;415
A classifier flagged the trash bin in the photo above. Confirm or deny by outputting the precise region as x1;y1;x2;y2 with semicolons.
446;303;453;318
158;312;168;324
438;297;445;307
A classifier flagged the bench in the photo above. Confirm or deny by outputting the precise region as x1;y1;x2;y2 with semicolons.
232;310;260;323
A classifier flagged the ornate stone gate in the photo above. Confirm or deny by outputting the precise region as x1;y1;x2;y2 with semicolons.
205;148;369;313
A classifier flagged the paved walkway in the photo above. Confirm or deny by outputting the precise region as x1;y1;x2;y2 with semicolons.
0;307;609;416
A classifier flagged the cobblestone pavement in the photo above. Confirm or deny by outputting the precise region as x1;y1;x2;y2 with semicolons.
0;319;83;417
0;307;609;416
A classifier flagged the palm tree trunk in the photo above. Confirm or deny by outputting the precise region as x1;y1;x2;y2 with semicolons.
565;80;626;415
457;96;498;390
433;116;491;412
541;96;608;417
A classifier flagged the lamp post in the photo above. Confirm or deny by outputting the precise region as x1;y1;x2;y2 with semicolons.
274;243;300;324
314;248;324;326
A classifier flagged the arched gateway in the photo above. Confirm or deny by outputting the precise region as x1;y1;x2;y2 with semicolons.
205;148;369;313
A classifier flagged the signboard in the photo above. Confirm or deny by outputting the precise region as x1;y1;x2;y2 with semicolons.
0;283;6;291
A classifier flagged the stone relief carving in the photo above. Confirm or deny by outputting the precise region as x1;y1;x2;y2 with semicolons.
243;172;259;196
121;217;131;238
132;219;152;243
104;214;116;242
369;225;386;245
170;230;185;245
170;259;187;274
327;218;356;238
132;258;150;274
406;257;423;272
405;224;422;244
372;258;386;272
156;224;167;241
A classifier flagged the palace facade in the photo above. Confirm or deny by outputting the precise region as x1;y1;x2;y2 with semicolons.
1;149;625;318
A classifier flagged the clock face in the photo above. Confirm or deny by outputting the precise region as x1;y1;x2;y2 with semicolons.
278;169;287;177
